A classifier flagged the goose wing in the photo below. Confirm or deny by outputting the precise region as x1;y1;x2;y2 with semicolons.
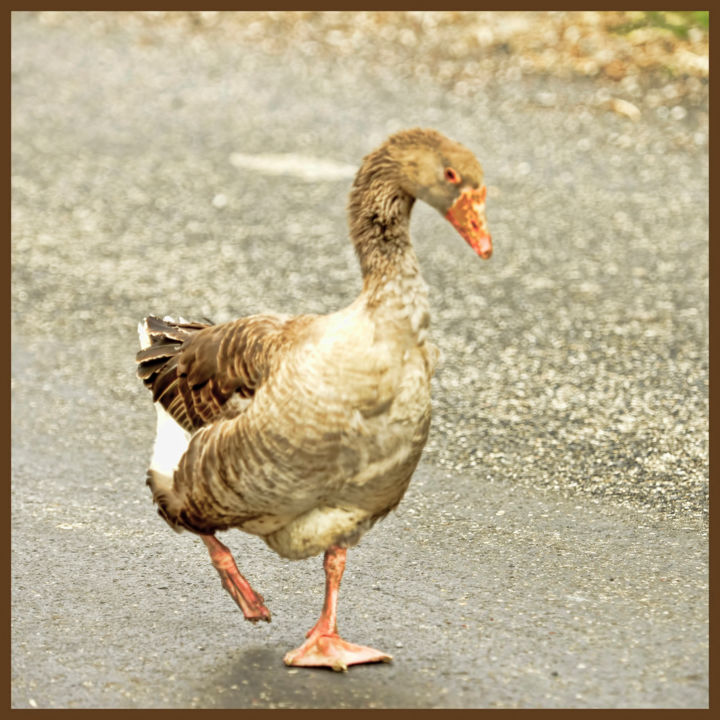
136;313;296;433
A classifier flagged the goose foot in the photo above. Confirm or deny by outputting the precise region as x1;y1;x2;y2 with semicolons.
283;545;391;671
283;632;391;672
201;534;271;623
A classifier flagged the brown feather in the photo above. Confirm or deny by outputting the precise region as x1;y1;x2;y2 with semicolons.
136;313;314;432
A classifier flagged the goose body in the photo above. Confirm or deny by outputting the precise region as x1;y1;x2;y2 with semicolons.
136;128;491;670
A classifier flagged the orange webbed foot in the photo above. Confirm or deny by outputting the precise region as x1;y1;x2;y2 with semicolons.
283;631;392;672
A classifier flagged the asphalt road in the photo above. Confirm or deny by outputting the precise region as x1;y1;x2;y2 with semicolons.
11;12;708;708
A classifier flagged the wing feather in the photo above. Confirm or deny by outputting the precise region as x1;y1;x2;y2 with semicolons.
136;313;302;433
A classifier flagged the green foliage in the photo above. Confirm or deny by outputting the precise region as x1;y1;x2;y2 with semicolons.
613;10;709;39
690;11;710;29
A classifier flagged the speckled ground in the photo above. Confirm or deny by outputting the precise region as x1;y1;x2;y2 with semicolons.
11;11;707;709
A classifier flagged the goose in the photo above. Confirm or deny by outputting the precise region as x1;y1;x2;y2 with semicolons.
136;128;491;671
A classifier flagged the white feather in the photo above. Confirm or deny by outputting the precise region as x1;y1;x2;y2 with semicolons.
138;319;151;350
149;403;191;476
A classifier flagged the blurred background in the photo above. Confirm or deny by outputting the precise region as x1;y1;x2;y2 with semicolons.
26;10;711;89
12;11;708;709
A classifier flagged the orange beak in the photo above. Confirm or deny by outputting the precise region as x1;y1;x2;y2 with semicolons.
445;185;492;259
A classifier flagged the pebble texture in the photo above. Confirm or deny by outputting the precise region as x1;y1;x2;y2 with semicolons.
11;11;707;709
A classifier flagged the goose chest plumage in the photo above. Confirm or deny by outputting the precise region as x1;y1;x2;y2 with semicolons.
136;128;491;671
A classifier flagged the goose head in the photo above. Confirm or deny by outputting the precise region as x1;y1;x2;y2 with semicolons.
386;128;492;259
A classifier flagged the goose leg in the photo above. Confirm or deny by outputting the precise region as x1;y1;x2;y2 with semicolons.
283;546;392;671
201;534;271;623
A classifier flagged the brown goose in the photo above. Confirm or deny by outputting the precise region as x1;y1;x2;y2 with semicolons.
136;128;491;671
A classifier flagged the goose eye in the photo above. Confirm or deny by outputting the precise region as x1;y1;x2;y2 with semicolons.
444;167;461;184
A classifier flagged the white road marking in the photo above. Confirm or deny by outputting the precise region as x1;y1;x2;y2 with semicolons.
229;152;356;182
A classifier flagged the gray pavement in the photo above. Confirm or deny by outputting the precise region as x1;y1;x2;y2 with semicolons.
11;12;708;708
